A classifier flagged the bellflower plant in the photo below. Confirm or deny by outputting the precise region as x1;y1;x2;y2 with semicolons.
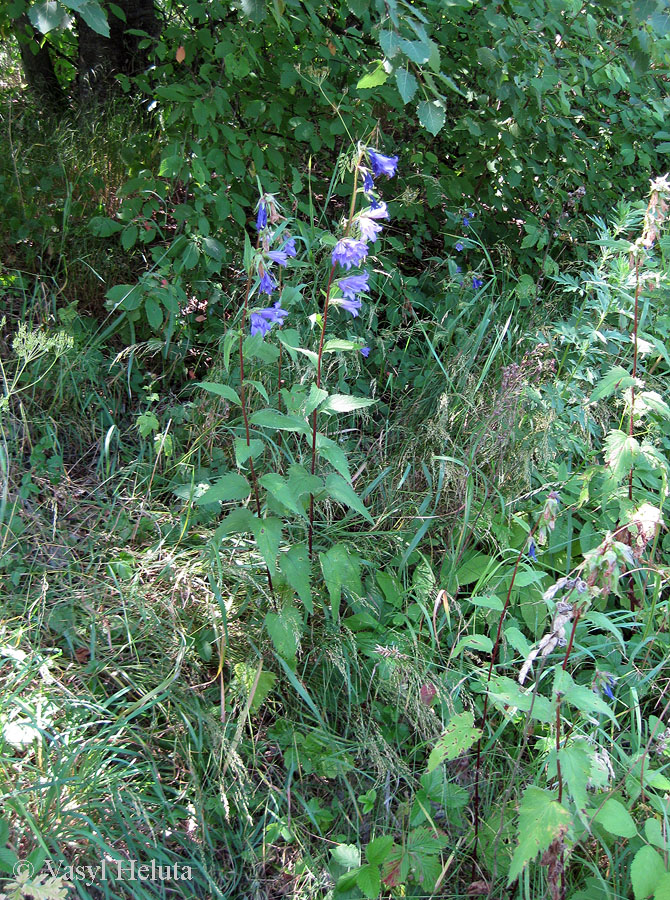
332;297;362;317
250;301;288;337
259;269;276;295
357;202;389;244
337;273;369;300
368;148;398;178
332;238;369;270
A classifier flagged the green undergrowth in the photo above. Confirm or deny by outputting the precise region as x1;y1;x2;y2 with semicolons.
2;161;670;900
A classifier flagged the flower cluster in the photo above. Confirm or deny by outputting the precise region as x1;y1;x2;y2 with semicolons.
249;194;298;337
330;147;397;320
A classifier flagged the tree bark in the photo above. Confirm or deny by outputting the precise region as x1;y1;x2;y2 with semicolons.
13;13;65;108
77;0;160;102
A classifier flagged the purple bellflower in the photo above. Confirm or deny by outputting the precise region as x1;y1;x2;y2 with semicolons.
259;269;276;295
360;346;371;358
337;272;369;300
357;201;388;244
256;201;267;232
283;237;297;257
267;250;288;267
332;238;368;270
472;276;483;290
455;241;464;252
368;149;398;178
363;171;374;195
250;301;288;337
335;297;362;317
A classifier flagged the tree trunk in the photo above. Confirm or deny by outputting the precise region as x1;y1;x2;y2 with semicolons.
13;13;65;108
78;0;160;102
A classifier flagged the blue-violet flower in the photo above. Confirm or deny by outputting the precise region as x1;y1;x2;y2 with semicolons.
368;149;398;178
337;272;369;300
259;269;276;295
357;201;389;244
256;201;267;232
332;238;368;270
360;346;370;358
334;297;362;317
250;301;288;337
472;276;483;290
267;250;288;267
455;241;464;252
283;237;297;257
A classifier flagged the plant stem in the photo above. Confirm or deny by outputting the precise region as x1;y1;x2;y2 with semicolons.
629;254;641;502
239;269;274;593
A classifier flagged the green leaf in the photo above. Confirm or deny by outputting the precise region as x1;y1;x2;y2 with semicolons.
357;61;389;89
89;216;122;237
331;844;361;869
427;711;482;772
29;1;72;33
144;296;163;330
379;30;400;57
251;517;281;570
320;543;362;619
594;798;637;838
356;863;381;899
77;0;110;36
631;846;666;900
260;473;308;518
591;365;636;401
653;873;670;900
197;473;250;504
604;429;640;479
315;433;351;481
265;605;302;659
325;473;374;523
250;409;310;434
240;0;266;22
366;835;394;865
234;438;265;466
508;787;573;884
395;67;418;104
214;507;257;541
400;38;431;64
319;394;377;414
418;101;446;135
552;741;593;815
487;675;554;723
279;543;312;613
452;633;493;657
305;384;328;416
553;667;617;724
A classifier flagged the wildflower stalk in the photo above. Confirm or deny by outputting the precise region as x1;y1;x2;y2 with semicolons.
308;148;365;559
472;518;540;871
239;268;274;593
629;254;641;502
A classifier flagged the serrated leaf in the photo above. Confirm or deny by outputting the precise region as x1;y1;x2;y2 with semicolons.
418;101;446;135
260;473;307;518
279;543;312;612
315;434;351;480
214;507;257;540
320;543;362;618
604;429;640;479
77;0;110;37
356;863;381;898
320;394;377;414
452;633;493;657
553;667;617;724
594;798;637;838
252;517;282;570
325;473;374;523
144;296;163;330
591;365;636;401
427;711;482;772
552;741;593;815
234;438;265;466
29;1;72;33
395;67;418;104
366;835;395;865
305;384;328;416
487;676;554;723
379;30;400;57
632;845;666;900
240;0;266;22
250;409;310;434
653;872;670;900
508;787;572;884
197;473;250;504
357;61;389;89
399;37;431;64
265;605;302;659
331;843;361;868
